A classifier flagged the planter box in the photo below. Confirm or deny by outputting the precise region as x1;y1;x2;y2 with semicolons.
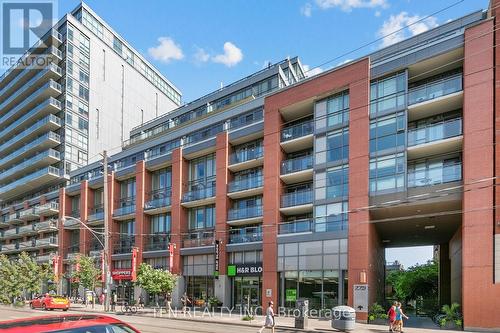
369;318;388;326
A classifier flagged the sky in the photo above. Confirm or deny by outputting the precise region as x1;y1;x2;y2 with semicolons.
386;246;434;268
47;0;489;103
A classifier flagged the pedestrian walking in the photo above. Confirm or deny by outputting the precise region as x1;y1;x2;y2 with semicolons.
394;302;409;333
181;292;191;314
258;301;275;333
111;292;117;312
387;301;397;331
138;295;145;309
165;292;174;314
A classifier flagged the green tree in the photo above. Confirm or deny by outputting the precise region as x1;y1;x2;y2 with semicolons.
0;254;22;303
136;263;177;306
71;255;100;291
387;260;438;303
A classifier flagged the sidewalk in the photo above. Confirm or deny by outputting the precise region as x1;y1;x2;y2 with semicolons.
68;304;477;333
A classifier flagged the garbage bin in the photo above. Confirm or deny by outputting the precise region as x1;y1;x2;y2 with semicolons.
331;306;356;331
294;299;309;329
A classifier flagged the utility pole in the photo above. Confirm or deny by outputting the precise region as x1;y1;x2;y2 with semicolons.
102;150;112;312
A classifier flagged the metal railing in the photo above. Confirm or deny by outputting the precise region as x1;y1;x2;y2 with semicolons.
0;132;61;168
113;204;136;217
34;220;58;232
113;236;135;254
182;185;216;202
182;230;214;248
228;226;262;244
227;206;263;221
408;162;462;187
0;166;61;195
0;149;60;182
145;234;171;251
281;120;314;142
281;190;313;207
38;201;59;213
408;73;462;105
88;206;104;222
281;155;313;174
228;175;263;193
278;219;314;234
230;147;264;165
145;189;171;209
408;118;462;146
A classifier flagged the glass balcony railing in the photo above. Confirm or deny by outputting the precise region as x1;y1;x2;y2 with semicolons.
0;132;61;168
145;189;171;210
0;149;60;182
228;205;263;221
281;120;314;142
113;236;135;254
0;114;61;154
113;204;136;217
408;162;462;187
278;219;314;234
19;206;40;219
145;234;171;251
38;201;59;214
182;185;216;203
0;166;61;195
34;236;58;248
281;155;313;174
88;206;104;222
35;220;58;232
182;230;214;248
67;244;80;256
281;190;313;208
408;118;462;146
230;147;264;165
408;73;462;106
228;226;263;244
228;175;263;193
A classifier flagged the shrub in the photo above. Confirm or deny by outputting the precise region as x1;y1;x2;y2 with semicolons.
242;315;255;321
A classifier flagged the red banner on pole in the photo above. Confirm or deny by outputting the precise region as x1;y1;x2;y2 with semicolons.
101;251;105;283
53;255;60;283
131;247;138;282
168;243;174;272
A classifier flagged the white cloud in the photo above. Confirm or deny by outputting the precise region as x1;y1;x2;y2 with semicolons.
315;0;388;12
301;3;313;17
193;47;210;63
212;42;243;67
148;37;184;63
375;10;381;17
378;12;438;48
303;64;323;77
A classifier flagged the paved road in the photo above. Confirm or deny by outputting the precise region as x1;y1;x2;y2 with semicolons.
0;307;305;333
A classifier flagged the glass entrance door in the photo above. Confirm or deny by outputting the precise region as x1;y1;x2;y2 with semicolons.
233;277;261;313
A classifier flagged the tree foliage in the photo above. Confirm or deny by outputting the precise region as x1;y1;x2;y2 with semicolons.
386;260;438;302
136;263;177;298
71;255;100;291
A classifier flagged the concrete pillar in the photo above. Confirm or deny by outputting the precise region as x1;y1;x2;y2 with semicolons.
438;243;451;307
172;276;185;308
171;148;188;275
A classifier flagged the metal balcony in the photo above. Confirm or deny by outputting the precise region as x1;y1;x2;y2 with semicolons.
182;230;214;248
181;185;216;207
0;166;62;200
407;161;462;188
280;120;314;153
280;190;314;215
228;147;264;172
87;206;104;226
227;206;263;226
0;149;61;184
34;220;58;233
407;118;463;159
38;201;59;216
113;198;136;220
278;219;314;235
113;236;135;254
280;155;314;184
7;212;23;225
144;189;171;214
227;175;263;199
228;226;262;244
144;234;171;252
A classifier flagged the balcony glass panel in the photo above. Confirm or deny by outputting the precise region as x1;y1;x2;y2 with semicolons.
88;205;104;222
281;190;313;207
145;189;171;209
281;120;314;142
408;161;462;187
182;185;215;202
0;132;61;167
408;118;462;146
145;234;170;251
0;166;60;194
0;149;60;182
113;202;136;217
281;155;313;174
228;226;263;244
278;219;313;234
230;147;263;165
227;205;263;221
228;175;263;193
113;236;135;254
182;230;214;248
408;73;462;105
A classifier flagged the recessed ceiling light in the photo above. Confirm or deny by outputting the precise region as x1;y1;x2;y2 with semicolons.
424;225;435;230
382;239;391;243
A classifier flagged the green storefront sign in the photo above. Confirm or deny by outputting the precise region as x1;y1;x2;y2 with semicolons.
286;289;297;302
227;265;237;277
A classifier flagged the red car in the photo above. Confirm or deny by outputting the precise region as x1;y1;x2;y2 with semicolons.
30;295;70;311
0;314;140;333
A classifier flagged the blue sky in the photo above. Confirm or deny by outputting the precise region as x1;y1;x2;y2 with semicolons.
52;0;488;103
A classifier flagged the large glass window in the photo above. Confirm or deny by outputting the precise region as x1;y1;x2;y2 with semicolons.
150;213;171;233
152;168;172;190
188;205;215;230
326;91;349;127
327;129;349;163
407;155;462;187
119;179;136;201
369;153;405;193
189;154;216;190
370;72;406;116
326;165;349;199
369;112;405;153
314;202;348;232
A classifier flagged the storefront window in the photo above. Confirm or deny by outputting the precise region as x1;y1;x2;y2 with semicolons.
185;276;214;306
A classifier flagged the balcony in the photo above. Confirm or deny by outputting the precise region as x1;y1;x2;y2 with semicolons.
280;155;314;184
0;166;62;199
0;149;61;184
280;190;314;215
35;220;58;233
34;237;58;249
19;207;40;220
144;234;171;252
66;251;80;261
0;243;19;253
38;201;59;216
228;226;262;244
113;197;136;220
181;185;216;208
35;254;53;264
228;147;264;172
87;206;104;226
407;118;462;159
0;97;61;143
0;132;61;169
144;189;171;214
18;224;37;236
408;73;463;119
278;219;314;235
408;161;462;188
113;236;135;254
88;237;104;257
280;120;314;153
227;206;263;226
3;228;21;239
0;114;62;156
227;175;263;199
63;218;80;230
182;230;214;248
7;212;23;225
